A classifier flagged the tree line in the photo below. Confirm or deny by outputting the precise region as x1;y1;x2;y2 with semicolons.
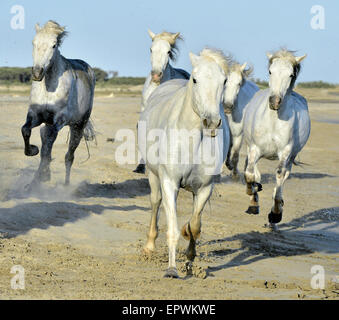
0;67;336;88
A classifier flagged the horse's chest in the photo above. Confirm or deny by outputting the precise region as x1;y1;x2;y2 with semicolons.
31;78;71;109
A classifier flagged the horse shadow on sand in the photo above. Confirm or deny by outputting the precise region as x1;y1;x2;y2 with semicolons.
73;178;150;199
219;171;335;184
0;201;149;239
201;207;339;274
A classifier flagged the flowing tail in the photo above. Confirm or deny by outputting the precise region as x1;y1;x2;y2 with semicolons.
83;118;96;142
80;118;97;163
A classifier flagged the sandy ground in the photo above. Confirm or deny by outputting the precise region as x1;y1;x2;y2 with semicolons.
0;91;338;300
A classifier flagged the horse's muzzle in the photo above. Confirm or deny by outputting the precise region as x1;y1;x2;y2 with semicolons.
151;71;163;84
32;66;44;81
269;95;281;110
223;102;233;114
203;118;222;137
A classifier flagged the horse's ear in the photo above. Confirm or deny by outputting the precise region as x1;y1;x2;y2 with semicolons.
189;52;199;67
35;23;41;32
148;29;155;40
240;62;247;72
295;54;307;64
173;32;180;41
266;52;273;60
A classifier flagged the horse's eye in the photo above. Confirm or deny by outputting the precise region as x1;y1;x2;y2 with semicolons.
168;51;171;55
224;79;227;85
193;78;197;84
53;44;56;49
290;74;294;78
269;71;271;75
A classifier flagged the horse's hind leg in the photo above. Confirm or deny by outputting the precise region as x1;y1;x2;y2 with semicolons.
144;171;162;254
35;124;58;182
182;184;213;263
21;111;42;156
229;135;243;180
65;125;84;185
244;146;262;215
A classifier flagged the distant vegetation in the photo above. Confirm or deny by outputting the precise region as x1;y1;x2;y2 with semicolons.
253;78;337;89
297;81;337;89
0;67;32;83
0;66;145;86
0;67;336;89
253;78;269;88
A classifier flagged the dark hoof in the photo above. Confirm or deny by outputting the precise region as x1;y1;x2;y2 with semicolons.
185;261;193;276
226;163;233;171
164;267;179;279
254;182;263;193
133;164;145;174
25;145;39;156
268;211;282;224
246;206;260;215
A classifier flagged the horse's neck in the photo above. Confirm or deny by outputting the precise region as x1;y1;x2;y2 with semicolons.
178;80;201;130
233;79;251;117
43;51;67;91
161;63;173;82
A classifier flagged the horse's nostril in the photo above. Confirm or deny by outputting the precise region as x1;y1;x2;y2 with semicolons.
203;119;208;127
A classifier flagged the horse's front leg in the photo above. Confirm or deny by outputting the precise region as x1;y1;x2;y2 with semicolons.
269;151;293;226
161;177;179;278
244;145;262;215
35;124;59;182
182;184;213;264
144;171;162;254
21;111;42;156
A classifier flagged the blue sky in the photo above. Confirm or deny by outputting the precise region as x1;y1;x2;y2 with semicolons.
0;0;337;82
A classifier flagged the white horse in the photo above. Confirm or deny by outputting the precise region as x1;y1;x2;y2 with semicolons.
223;61;259;179
140;48;230;278
21;21;95;187
141;30;190;111
243;49;310;227
134;30;190;174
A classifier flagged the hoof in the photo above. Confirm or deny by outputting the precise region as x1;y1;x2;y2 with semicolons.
225;161;233;171
268;211;282;224
185;261;193;276
254;182;263;193
133;164;146;174
25;145;39;157
164;267;179;279
143;243;155;255
181;223;190;241
246;206;260;215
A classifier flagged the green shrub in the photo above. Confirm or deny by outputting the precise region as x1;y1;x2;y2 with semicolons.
297;81;337;89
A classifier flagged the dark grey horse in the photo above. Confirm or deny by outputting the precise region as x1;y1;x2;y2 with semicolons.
21;21;95;187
